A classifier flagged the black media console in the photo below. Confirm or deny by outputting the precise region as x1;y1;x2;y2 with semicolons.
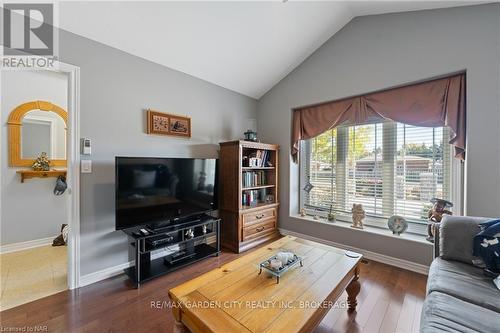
122;213;220;288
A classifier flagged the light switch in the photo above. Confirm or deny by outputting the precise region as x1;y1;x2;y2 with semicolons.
81;160;92;173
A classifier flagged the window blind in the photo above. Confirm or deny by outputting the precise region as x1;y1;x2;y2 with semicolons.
303;121;452;224
306;129;336;211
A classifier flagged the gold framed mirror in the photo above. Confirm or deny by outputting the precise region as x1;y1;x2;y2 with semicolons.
8;100;68;167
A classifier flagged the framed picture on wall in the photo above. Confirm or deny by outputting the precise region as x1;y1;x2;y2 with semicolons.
169;116;191;137
146;109;191;138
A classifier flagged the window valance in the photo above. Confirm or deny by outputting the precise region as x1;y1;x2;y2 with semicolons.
291;73;466;162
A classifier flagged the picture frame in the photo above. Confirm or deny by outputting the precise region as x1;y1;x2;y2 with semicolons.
169;116;191;137
146;109;191;138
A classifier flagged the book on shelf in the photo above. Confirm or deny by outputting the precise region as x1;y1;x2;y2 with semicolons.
242;190;258;206
242;188;269;206
243;149;272;168
242;170;266;188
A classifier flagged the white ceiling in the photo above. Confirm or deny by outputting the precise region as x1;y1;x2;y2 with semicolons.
59;1;491;99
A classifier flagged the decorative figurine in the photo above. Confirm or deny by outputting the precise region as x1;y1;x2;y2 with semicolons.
269;259;282;270
428;198;453;222
300;208;306;217
327;204;336;222
388;215;408;235
52;224;69;246
202;225;207;234
276;252;294;266
351;204;365;229
185;229;194;239
427;198;453;242
244;119;258;142
32;152;50;171
243;129;258;142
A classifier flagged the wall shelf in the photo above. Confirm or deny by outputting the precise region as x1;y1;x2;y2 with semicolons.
16;169;66;183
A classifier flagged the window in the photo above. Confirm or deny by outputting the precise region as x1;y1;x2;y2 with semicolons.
301;121;459;233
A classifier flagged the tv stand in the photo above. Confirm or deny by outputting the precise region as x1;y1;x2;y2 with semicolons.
122;213;220;288
147;214;202;231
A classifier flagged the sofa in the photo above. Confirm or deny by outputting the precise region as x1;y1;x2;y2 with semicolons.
420;216;500;333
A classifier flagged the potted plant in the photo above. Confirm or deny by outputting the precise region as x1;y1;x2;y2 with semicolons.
327;204;336;222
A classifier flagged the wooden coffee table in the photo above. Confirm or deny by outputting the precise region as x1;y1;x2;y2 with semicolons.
168;236;362;333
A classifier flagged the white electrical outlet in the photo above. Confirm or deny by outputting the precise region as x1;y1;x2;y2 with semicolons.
81;160;92;173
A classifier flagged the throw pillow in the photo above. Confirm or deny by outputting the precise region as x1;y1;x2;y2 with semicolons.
473;219;500;274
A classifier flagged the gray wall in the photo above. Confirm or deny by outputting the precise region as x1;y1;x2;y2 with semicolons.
58;31;257;275
1;70;69;245
257;4;500;265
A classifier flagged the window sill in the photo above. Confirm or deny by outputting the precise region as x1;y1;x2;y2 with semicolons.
290;214;432;246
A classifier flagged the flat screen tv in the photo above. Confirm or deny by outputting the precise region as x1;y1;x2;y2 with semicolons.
115;157;218;230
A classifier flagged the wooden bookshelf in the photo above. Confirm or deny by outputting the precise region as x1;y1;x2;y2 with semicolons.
219;140;280;253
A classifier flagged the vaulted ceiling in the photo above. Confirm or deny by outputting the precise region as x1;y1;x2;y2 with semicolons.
59;1;490;99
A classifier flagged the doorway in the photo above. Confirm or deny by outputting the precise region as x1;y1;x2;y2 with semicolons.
0;62;80;310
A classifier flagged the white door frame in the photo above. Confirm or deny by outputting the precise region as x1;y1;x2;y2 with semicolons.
0;61;81;289
52;61;81;289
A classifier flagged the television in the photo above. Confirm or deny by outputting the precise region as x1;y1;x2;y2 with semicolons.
115;157;218;230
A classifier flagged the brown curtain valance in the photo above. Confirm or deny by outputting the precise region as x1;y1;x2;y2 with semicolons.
291;73;466;162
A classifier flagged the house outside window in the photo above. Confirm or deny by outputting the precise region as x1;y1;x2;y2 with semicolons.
300;121;462;235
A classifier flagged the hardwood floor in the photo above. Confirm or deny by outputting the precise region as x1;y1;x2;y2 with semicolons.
0;241;427;333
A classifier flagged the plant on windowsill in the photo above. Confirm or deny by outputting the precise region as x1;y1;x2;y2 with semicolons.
327;204;336;222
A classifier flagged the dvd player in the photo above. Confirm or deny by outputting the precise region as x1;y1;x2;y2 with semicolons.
146;234;174;247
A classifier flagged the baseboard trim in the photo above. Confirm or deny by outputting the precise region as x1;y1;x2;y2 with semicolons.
0;236;56;254
79;261;132;287
78;248;181;287
279;228;429;275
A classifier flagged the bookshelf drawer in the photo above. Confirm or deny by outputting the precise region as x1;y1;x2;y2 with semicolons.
242;208;276;226
242;219;276;241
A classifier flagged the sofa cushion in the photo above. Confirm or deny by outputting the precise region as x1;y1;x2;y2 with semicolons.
427;258;500;313
421;291;499;333
439;215;489;264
